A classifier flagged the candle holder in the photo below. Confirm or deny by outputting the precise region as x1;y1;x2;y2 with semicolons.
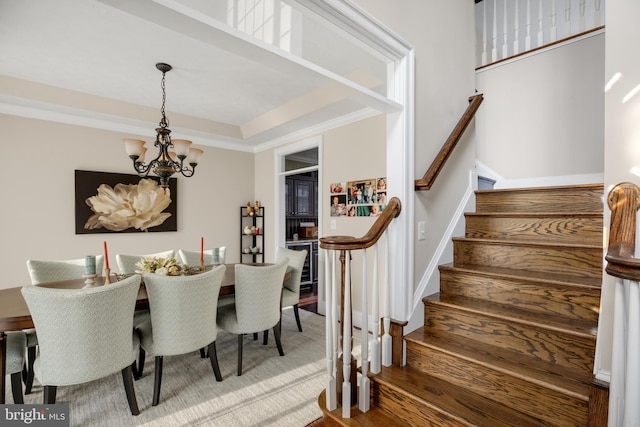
82;274;98;288
104;268;112;284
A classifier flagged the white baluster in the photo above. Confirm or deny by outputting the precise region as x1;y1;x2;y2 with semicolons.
370;244;381;374
537;0;544;46
332;250;339;403
502;0;508;59
481;0;488;65
491;0;498;62
359;248;370;413
525;0;531;50
324;249;336;410
564;0;571;37
579;0;586;32
594;0;602;27
551;0;558;41
382;232;392;367
513;0;520;56
342;251;352;418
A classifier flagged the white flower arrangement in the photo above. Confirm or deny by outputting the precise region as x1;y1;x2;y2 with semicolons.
135;256;183;276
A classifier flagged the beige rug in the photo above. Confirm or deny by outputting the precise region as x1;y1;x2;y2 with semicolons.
14;308;327;427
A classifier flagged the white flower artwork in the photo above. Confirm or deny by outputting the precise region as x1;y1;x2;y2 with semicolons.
84;178;172;232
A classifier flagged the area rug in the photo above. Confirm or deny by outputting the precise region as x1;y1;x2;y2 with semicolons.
15;308;327;427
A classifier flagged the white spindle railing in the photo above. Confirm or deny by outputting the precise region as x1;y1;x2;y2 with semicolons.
476;0;605;67
321;197;400;417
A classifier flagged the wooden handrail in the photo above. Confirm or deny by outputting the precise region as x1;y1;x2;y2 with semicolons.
605;182;640;281
415;94;484;191
320;197;401;251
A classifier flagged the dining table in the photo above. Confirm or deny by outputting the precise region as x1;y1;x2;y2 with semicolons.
0;263;291;404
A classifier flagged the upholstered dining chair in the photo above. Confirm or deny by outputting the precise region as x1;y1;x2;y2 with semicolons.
115;250;175;275
276;246;308;333
134;265;226;406
216;259;289;376
24;256;105;394
4;331;27;404
178;247;226;267
21;275;141;415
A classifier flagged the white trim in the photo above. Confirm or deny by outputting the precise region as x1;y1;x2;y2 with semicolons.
406;171;475;333
494;172;604;189
295;0;415;323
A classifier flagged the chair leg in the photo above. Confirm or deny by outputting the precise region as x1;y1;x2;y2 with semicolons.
273;322;284;356
263;330;269;345
208;342;222;381
25;346;36;394
293;304;303;332
121;365;140;416
199;347;208;358
134;347;145;380
253;332;258;340
237;334;244;376
10;372;23;404
152;356;163;406
43;385;57;404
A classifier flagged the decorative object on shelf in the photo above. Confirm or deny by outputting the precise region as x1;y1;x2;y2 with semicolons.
135;256;183;276
123;63;203;189
240;205;264;263
82;273;97;288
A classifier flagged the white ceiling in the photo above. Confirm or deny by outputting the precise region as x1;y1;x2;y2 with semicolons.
0;0;398;151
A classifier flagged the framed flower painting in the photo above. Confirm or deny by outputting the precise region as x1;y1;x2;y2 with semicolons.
74;170;178;234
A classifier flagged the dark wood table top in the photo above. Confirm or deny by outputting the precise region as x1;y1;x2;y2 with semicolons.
0;263;290;332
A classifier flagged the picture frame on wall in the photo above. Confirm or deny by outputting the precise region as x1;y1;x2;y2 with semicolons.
74;170;178;234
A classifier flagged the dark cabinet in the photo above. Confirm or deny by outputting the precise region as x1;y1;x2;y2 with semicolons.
286;176;316;217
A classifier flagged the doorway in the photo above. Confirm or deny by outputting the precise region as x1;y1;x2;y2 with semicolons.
275;137;322;313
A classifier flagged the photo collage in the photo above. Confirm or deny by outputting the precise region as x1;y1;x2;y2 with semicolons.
329;177;387;217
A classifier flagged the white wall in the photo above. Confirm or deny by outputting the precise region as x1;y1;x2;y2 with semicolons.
597;0;640;382
475;33;605;180
1;114;255;288
354;0;477;328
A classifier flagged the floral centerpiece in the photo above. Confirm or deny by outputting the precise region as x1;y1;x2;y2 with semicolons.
135;256;183;276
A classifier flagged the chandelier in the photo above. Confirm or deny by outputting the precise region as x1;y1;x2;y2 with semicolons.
123;63;202;189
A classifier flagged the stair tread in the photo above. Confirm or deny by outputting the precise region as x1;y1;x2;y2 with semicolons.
371;364;547;426
440;263;602;288
424;292;597;337
404;328;591;397
465;212;603;217
319;391;408;427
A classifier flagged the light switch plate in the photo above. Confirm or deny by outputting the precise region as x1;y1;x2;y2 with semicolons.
331;219;337;230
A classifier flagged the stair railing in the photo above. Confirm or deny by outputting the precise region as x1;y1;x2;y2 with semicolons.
476;0;605;68
320;196;402;417
415;94;484;191
605;182;640;426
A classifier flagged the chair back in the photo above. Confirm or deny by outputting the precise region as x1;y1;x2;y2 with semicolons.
142;265;226;355
276;247;307;298
233;259;289;333
27;256;105;284
20;275;141;386
178;247;226;266
116;250;175;274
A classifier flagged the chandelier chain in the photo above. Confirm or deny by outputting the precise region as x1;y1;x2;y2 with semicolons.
160;70;168;128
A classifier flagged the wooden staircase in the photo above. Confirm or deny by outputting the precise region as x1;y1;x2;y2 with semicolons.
320;183;605;426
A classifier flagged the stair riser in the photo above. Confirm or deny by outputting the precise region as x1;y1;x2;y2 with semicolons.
453;240;602;279
405;344;588;426
475;186;604;213
464;214;603;245
423;302;596;375
439;267;601;324
370;382;473;426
